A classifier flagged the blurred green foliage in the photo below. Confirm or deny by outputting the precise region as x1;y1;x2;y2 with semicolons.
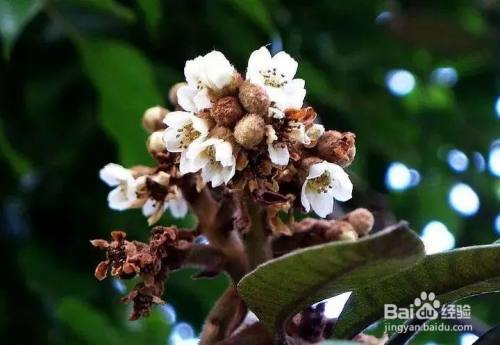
0;0;498;344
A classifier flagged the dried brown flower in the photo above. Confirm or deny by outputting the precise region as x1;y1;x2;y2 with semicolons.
90;231;142;280
316;130;356;167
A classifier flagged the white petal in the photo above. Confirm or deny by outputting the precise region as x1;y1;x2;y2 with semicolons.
184;56;204;86
193;89;212;110
307;161;329;179
202;163;223;187
327;164;353;202
301;182;311;212
289;121;309;145
179;151;194;175
191;116;210;137
246;47;272;80
168;194;189;218
99;163;132;186
177;85;198;112
163;127;184;152
306;187;334;218
221;162;236;184
163;111;191;127
268;143;290;166
108;186;135;211
265;125;278;144
272;51;298;80
142;198;156;217
203;51;235;89
306;124;325;143
215;141;234;167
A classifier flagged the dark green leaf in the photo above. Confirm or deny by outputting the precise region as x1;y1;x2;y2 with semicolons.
57;298;124;345
474;323;500;345
237;222;425;332
135;0;161;35
0;0;44;58
224;0;273;34
78;37;163;166
333;244;500;339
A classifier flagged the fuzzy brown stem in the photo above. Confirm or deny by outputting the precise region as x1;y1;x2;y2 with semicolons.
243;197;273;269
199;286;248;345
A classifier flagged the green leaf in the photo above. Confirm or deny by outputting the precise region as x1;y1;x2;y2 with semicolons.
135;0;161;35
57;298;124;345
225;0;273;34
60;0;135;22
0;0;44;59
333;244;500;339
78;37;163;166
237;222;425;333
473;323;500;345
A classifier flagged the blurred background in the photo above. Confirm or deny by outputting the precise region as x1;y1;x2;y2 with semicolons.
0;0;499;344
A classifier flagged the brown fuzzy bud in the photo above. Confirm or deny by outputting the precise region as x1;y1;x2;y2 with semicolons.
239;81;270;115
234;114;265;149
211;96;244;127
210;125;233;142
146;131;165;154
325;220;356;241
168;82;186;107
316;130;356;167
342;208;375;236
142;106;168;133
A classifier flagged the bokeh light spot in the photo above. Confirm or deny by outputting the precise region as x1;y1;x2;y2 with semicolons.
431;67;458;87
447;149;469;172
385;70;415;96
488;140;500;177
421;221;455;254
448;183;480;216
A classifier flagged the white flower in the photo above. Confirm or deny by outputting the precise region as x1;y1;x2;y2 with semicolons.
268;107;285;119
177;51;236;112
265;122;310;166
266;125;289;166
163;111;210;152
182;137;236;187
288;121;310;145
301;161;353;218
99;163;140;211
246;47;306;111
142;185;189;225
305;123;325;147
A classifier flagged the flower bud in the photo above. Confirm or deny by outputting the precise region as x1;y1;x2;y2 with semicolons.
234;114;265;149
316;130;356;167
147;131;165;154
325;220;357;241
142;106;168;133
342;208;374;236
169;82;186;107
211;96;244;127
238;81;270;115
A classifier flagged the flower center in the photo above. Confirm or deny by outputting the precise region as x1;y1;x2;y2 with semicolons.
260;68;288;88
308;171;333;194
176;124;201;149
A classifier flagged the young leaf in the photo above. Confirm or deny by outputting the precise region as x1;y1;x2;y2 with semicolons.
237;222;425;333
333;244;500;339
78;37;163;166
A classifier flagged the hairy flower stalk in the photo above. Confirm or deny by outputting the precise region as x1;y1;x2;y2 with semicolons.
91;46;377;345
